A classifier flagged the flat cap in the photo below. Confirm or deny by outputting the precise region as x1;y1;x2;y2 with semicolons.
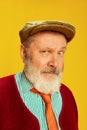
19;20;75;43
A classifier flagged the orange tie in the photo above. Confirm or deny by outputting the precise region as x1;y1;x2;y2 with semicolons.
31;88;59;130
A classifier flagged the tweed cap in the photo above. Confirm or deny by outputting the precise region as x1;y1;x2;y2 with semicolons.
19;20;75;43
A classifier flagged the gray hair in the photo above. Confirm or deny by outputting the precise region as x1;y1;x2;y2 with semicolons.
22;35;35;47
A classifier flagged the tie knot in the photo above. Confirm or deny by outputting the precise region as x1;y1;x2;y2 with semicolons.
31;88;51;104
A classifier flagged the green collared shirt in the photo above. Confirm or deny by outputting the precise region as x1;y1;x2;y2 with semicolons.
15;72;62;130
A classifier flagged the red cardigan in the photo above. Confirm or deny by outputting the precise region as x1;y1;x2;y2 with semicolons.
0;75;78;130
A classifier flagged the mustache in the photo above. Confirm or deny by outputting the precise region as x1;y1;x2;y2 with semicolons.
40;67;60;75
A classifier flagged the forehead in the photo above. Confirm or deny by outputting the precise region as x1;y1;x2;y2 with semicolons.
33;31;67;40
30;31;67;49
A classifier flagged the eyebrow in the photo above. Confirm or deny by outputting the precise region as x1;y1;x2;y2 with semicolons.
44;46;67;50
61;46;67;49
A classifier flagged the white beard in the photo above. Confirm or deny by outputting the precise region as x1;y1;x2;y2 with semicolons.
24;60;63;94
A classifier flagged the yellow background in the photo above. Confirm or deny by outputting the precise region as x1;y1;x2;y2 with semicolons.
0;0;87;129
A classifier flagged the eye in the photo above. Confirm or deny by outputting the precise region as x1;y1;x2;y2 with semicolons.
40;50;49;54
41;50;47;53
57;51;64;56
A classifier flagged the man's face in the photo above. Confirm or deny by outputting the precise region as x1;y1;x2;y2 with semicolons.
21;31;67;93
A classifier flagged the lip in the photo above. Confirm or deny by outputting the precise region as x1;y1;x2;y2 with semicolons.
42;72;57;76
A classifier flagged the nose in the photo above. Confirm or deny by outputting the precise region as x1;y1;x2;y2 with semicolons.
48;55;58;68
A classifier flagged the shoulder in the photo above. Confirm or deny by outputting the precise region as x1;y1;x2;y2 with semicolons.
59;84;78;130
60;83;75;99
0;74;14;82
60;83;78;113
0;75;15;87
0;75;16;98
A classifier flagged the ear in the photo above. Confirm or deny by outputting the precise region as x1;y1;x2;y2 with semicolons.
20;44;26;63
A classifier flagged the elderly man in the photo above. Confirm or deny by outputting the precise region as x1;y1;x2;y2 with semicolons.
0;20;78;130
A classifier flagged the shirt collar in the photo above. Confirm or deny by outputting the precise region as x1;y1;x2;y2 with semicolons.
19;71;33;93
